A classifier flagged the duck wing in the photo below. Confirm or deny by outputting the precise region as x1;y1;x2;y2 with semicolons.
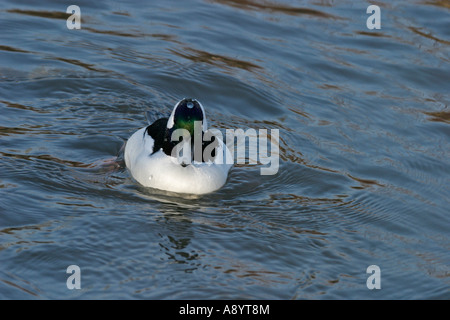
144;118;169;154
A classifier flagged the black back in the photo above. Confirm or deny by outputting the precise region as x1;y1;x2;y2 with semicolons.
144;117;217;163
144;118;170;155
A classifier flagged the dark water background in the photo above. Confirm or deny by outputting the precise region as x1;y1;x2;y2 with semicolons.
0;0;449;299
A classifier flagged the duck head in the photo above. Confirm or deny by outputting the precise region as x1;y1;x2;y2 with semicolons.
167;98;207;137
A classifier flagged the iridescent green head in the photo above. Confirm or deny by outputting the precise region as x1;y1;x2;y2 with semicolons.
167;98;207;137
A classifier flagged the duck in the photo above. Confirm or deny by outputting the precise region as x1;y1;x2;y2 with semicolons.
124;98;232;194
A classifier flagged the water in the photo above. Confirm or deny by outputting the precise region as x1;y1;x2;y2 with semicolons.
0;0;449;299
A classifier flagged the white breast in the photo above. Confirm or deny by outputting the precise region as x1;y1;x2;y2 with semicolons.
124;127;232;194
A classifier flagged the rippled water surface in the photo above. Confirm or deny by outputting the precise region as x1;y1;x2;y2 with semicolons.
0;0;449;299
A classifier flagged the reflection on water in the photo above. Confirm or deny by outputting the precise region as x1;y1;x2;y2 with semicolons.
424;111;450;123
0;0;449;299
170;47;262;71
209;0;340;19
6;9;72;20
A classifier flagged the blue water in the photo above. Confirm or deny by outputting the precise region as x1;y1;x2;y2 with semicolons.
0;0;449;299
